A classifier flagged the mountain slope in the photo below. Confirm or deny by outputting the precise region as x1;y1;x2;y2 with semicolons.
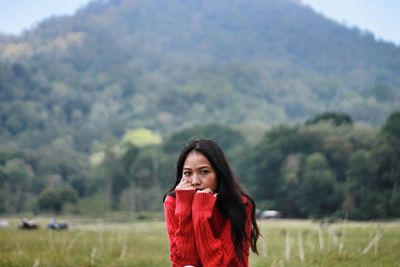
1;0;399;150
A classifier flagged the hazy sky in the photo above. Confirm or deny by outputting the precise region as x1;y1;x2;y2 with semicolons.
0;0;399;45
301;0;400;45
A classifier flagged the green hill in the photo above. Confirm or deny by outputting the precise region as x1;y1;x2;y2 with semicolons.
1;0;400;150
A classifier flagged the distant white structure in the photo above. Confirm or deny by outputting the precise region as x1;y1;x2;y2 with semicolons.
0;219;10;227
257;209;282;219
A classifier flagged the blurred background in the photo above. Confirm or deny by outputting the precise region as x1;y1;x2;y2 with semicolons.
0;0;399;220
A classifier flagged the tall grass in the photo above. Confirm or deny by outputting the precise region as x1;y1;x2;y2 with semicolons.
0;218;170;267
0;217;399;267
252;220;400;267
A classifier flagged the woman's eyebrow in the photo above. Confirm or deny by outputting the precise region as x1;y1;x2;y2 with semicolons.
197;165;210;169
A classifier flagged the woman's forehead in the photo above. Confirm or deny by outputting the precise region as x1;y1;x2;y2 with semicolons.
184;151;212;167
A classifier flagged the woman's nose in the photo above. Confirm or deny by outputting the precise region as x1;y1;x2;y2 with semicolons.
191;174;200;186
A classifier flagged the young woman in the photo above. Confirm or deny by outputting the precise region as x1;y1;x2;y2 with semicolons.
163;138;260;267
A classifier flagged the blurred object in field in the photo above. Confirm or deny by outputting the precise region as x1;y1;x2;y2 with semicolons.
256;209;282;219
0;219;10;227
47;218;69;230
19;217;39;230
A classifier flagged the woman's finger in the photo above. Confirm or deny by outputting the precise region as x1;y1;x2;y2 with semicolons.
176;178;194;190
196;188;213;194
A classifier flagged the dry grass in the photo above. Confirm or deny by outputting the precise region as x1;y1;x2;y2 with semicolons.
0;217;399;267
252;219;400;267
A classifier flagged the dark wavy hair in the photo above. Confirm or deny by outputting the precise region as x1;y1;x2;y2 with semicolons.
164;138;260;259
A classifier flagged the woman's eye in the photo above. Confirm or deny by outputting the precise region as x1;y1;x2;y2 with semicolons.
183;171;191;176
200;170;209;175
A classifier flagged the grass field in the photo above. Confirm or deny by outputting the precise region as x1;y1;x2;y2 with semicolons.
0;217;399;267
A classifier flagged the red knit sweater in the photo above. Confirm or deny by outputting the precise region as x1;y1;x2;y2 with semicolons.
164;189;253;267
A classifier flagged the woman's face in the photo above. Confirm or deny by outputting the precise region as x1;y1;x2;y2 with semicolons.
182;151;218;193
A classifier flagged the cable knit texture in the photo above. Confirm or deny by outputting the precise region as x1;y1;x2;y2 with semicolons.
164;189;253;267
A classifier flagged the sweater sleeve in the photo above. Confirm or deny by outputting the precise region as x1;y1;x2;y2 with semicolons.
163;190;199;267
192;192;236;267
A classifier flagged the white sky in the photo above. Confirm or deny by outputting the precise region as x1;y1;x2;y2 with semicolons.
0;0;93;34
0;0;399;45
301;0;400;45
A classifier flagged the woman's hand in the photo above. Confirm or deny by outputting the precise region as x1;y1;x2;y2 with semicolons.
196;188;213;194
175;178;195;190
196;188;218;198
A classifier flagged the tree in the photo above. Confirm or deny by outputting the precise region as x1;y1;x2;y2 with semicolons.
238;125;320;202
277;153;304;217
382;111;400;138
38;188;62;213
163;124;244;154
344;149;373;219
98;148;128;210
368;83;396;102
306;112;353;126
370;111;400;217
320;135;352;182
297;153;339;218
38;186;78;213
58;186;78;204
122;128;162;148
1;159;33;212
27;141;89;181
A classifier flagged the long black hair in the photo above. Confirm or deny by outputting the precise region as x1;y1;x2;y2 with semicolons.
164;138;260;258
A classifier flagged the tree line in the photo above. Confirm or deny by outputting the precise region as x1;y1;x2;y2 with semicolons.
1;111;399;220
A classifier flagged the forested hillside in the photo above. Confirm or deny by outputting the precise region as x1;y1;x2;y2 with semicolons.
1;0;399;142
0;0;399;218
